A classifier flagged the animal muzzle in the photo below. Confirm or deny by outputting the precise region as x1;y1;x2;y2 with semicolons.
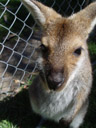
46;71;64;90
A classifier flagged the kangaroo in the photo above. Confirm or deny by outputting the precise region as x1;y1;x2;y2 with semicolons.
21;0;96;128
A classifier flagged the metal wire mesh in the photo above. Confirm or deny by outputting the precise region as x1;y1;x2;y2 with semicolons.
0;0;95;100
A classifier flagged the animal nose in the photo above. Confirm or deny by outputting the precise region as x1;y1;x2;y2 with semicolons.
47;72;64;90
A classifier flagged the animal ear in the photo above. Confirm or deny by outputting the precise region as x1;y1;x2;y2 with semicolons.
72;2;96;39
21;0;61;28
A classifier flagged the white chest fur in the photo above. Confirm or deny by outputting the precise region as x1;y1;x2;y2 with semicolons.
30;78;79;122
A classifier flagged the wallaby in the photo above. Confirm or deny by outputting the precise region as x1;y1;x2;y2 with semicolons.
21;0;96;128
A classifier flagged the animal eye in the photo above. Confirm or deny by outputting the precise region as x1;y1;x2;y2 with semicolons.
73;47;82;56
40;44;48;54
40;44;48;53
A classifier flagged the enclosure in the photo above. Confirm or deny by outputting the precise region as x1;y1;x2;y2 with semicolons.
0;0;96;128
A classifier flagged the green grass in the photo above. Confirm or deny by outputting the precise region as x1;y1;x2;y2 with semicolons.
88;42;96;62
0;120;17;128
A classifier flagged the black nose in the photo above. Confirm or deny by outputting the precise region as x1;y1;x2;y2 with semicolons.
47;72;64;90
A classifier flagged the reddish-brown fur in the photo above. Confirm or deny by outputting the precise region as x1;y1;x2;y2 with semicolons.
21;0;96;127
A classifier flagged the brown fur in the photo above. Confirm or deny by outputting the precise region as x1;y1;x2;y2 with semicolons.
21;0;95;127
41;18;89;91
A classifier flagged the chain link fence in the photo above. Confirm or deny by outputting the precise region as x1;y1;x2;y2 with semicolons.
0;0;96;100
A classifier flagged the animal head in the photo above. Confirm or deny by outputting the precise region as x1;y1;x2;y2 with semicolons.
21;0;96;91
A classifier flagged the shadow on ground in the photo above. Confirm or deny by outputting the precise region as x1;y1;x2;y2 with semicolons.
0;89;40;128
0;88;60;128
0;74;96;128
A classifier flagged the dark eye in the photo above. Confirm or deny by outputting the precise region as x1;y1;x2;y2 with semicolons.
73;47;82;56
40;44;48;53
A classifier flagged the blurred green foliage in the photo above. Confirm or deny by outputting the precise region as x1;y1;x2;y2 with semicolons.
88;42;96;62
0;120;17;128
